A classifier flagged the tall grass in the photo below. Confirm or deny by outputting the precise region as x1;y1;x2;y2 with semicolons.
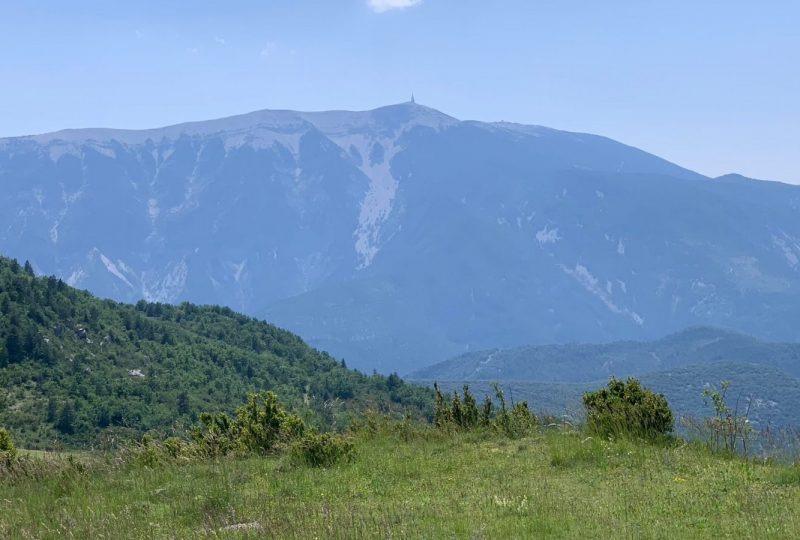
2;424;799;538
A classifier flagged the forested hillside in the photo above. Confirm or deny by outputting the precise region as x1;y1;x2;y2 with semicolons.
0;256;431;448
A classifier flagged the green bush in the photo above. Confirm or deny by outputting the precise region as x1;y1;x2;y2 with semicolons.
583;378;673;440
433;383;537;438
290;431;355;468
192;412;239;458
131;434;161;468
235;392;306;454
191;391;309;458
0;427;17;465
506;401;538;438
123;392;357;467
701;381;754;455
162;437;186;459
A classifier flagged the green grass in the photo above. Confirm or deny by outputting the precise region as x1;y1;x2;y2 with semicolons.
2;428;800;538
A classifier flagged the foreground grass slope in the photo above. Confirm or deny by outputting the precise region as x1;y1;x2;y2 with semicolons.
0;256;431;448
3;428;799;538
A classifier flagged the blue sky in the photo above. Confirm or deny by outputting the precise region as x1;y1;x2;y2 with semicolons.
1;0;797;182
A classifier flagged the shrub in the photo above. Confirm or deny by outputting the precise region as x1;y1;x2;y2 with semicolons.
481;396;493;427
132;434;161;468
434;383;475;431
701;381;754;455
290;431;355;468
505;401;537;438
162;437;187;459
492;384;537;438
583;378;673;440
0;427;18;466
120;392;358;467
235;391;305;454
434;383;537;437
433;383;451;429
461;385;480;428
192;412;239;458
191;391;308;458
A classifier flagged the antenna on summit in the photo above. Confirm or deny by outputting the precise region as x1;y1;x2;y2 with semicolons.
410;92;415;104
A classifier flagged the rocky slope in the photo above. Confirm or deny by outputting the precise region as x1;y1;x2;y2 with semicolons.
3;103;800;372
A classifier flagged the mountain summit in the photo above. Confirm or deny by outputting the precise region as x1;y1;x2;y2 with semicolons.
2;103;800;372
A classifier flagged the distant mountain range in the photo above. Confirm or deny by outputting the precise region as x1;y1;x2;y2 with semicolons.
409;326;800;381
3;102;800;372
411;327;800;429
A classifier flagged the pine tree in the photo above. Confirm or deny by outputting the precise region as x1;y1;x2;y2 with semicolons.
387;372;402;390
5;327;22;363
481;395;493;426
177;392;190;415
56;402;76;435
433;383;451;428
451;390;464;428
46;397;58;423
462;385;479;428
0;341;7;368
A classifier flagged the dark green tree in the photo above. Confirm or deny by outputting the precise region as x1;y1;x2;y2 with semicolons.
5;327;22;363
451;390;464;427
481;395;493;426
433;383;451;428
46;397;58;423
177;391;190;415
56;402;76;435
462;385;479;428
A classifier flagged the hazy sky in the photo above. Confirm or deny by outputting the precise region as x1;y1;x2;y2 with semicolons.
1;1;797;182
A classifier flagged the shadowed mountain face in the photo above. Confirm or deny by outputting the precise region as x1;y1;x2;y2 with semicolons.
3;103;800;372
409;326;800;382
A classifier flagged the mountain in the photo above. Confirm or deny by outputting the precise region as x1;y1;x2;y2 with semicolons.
414;327;800;428
0;256;431;448
409;326;800;381
4;103;800;373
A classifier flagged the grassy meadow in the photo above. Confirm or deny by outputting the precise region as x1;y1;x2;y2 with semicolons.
3;425;800;539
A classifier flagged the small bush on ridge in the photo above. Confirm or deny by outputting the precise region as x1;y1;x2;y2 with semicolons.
433;383;537;438
583;378;673;441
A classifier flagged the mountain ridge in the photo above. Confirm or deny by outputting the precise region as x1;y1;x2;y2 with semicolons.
408;326;800;381
1;102;453;144
4;103;800;373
